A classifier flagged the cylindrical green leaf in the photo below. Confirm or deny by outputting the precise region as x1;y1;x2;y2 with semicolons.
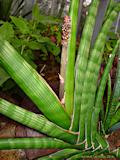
0;98;77;144
110;109;120;127
0;40;70;129
0;138;74;150
65;0;79;116
78;5;120;147
71;0;100;132
92;39;120;142
37;149;79;160
105;39;120;130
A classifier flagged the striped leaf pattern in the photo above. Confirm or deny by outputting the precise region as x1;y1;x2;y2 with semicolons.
95;133;109;150
0;98;77;144
37;149;79;160
78;5;120;147
105;41;120;130
105;0;116;19
0;40;70;129
71;0;100;132
91;39;120;142
0;0;120;159
110;109;120;127
0;138;76;150
104;75;112;124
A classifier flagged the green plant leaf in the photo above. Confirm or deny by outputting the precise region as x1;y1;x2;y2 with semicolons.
64;0;80;117
12;37;24;48
38;15;62;25
10;16;30;34
105;39;120;131
72;0;100;132
111;148;120;158
0;66;10;86
104;75;112;124
37;149;79;160
110;109;120;127
31;34;50;43
32;3;40;21
106;42;113;51
79;5;120;147
115;102;120;111
0;22;14;41
56;32;62;44
22;50;37;69
108;31;117;39
92;39;120;142
0;98;76;144
40;46;48;54
0;40;70;129
27;41;42;50
0;0;13;20
0;20;4;25
47;42;60;56
0;137;75;150
24;37;60;58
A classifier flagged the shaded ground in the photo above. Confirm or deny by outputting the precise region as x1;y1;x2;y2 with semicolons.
0;55;120;160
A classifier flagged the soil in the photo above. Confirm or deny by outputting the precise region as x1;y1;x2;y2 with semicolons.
0;54;120;160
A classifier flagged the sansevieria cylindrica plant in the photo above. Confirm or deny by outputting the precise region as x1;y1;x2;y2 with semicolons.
0;0;120;159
